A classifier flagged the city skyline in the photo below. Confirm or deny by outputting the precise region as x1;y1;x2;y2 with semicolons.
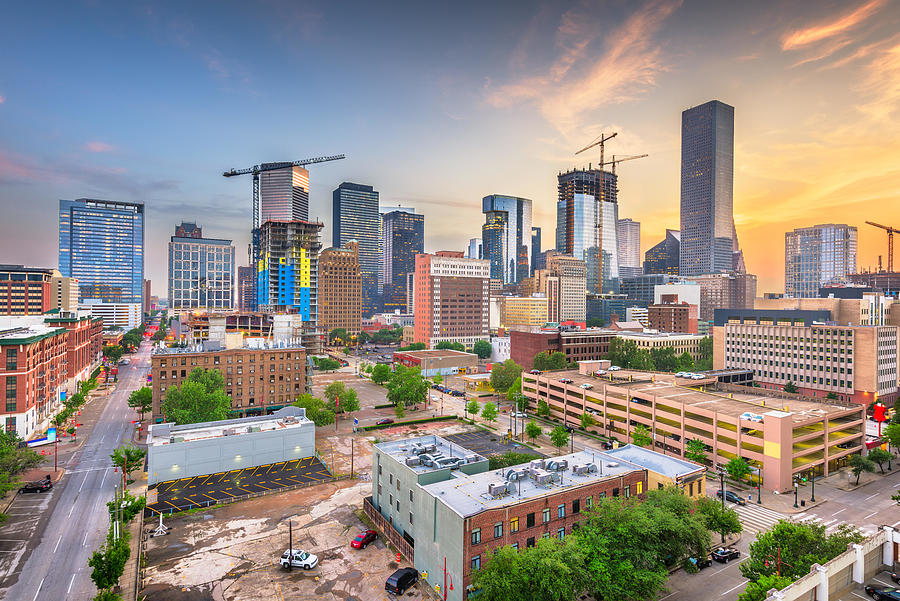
2;1;900;293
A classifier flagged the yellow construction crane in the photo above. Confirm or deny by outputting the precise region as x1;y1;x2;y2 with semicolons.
575;132;618;168
865;221;899;272
606;154;648;174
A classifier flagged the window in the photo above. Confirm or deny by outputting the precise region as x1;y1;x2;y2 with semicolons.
557;504;565;519
572;499;580;514
542;532;550;539
526;537;535;548
5;348;16;370
5;377;15;412
585;496;593;509
636;482;642;495
494;522;503;538
557;528;565;539
389;474;393;484
471;528;481;545
612;487;619;497
409;512;413;525
409;490;413;502
471;555;481;570
510;517;519;533
511;542;519;551
395;500;399;511
378;484;382;495
624;485;630;498
542;508;550;523
526;512;535;528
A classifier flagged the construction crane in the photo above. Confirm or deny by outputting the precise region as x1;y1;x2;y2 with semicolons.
606;154;648;174
866;221;899;272
575;132;617;169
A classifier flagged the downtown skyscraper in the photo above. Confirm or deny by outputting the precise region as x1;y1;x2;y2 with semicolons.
167;222;235;311
785;224;857;298
260;165;310;222
616;218;641;278
58;198;144;304
333;182;380;316
679;100;736;276
481;194;532;285
381;209;424;312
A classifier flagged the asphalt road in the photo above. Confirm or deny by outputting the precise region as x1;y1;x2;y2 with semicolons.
1;340;147;601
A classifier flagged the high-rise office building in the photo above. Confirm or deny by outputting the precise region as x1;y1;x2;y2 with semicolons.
167;222;235;311
644;229;681;275
531;227;541;275
556;168;619;293
617;218;642;279
333;183;381;316
785;224;857;298
0;265;53;315
260;165;310;223
679;100;736;276
481;195;532;285
413;251;490;347
319;241;362;334
237;266;256;312
465;238;483;260
59;198;144;304
381;209;424;313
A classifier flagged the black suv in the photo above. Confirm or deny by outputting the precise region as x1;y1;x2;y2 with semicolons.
19;475;52;494
386;567;419;595
716;489;746;505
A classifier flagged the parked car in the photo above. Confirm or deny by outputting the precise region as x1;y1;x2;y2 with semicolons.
511;412;527;418
675;371;687;378
691;374;704;380
594;369;607;376
716;490;747;505
711;547;740;563
689;555;712;570
892;572;900;584
600;441;614;450
865;586;900;601
529;370;542;375
280;549;318;570
18;475;52;494
608;365;621;371
350;530;377;549
451;390;465;397
559;378;573;384
375;418;394;425
580;383;593;389
385;567;419;595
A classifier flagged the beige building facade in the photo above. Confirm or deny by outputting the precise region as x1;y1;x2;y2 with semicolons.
318;241;362;334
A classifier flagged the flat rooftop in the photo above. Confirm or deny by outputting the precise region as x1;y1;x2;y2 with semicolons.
152;341;306;355
0;323;66;344
422;448;645;517
534;369;861;422
375;435;485;474
604;445;705;480
148;407;311;446
615;331;704;339
394;350;478;360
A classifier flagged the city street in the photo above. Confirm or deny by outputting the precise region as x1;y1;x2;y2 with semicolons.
0;341;148;601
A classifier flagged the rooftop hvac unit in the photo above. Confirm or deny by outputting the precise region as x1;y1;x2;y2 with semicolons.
464;454;481;464
531;469;551;485
504;468;527;481
488;482;508;496
606;462;619;468
223;428;236;436
423;443;437;453
572;464;590;475
405;456;421;467
587;463;598;473
529;459;545;470
545;459;568;471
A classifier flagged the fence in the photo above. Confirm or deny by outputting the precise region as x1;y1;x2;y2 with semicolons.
363;496;413;562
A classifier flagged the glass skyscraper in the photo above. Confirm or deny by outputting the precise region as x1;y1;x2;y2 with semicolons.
616;218;642;279
785;224;857;298
679;100;735;276
58;198;144;303
167;222;235;310
333;182;381;316
482;195;533;285
260;165;310;222
381;209;424;312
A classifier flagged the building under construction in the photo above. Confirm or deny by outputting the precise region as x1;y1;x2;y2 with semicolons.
848;271;900;297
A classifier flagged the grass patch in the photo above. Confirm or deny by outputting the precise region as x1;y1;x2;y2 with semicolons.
359;415;458;431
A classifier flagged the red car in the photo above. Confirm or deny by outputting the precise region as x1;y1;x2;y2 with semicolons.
351;530;377;549
375;418;394;425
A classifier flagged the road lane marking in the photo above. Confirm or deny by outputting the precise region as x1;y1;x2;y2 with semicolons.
67;573;76;594
831;508;846;517
78;472;89;492
864;492;880;501
32;577;43;601
851;592;871;600
82;530;89;547
54;535;62;553
720;581;747;596
863;511;879;520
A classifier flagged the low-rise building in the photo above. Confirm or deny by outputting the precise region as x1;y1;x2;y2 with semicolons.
44;312;103;382
150;340;307;421
498;295;549;330
648;298;699;334
604;445;706;499
490;336;510;363
146;407;314;485
392;349;479;377
0;265;54;316
79;300;142;330
615;331;704;360
509;329;615;369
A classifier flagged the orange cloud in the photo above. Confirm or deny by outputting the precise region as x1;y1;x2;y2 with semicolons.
857;41;900;120
84;141;115;153
782;0;885;50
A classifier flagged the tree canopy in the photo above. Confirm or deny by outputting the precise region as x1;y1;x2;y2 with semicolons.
631;424;652;447
386;365;428;409
470;538;587;601
849;454;876;484
110;444;146;482
725;457;752;482
371;363;391;384
160;368;231;425
550;425;568;451
435;340;465;351
481;401;498;423
292;393;335;427
472;339;492;360
490;359;523;393
533;351;567;371
323;381;360;415
685;438;708;464
127;387;152;420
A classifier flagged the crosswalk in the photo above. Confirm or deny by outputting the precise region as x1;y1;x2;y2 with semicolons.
730;503;880;537
791;511;880;537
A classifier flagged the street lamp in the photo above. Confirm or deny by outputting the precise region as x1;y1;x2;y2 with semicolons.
793;479;799;508
809;470;815;503
717;467;726;543
756;467;762;504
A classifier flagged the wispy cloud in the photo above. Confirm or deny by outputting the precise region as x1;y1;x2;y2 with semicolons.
782;0;886;50
486;0;681;138
857;41;900;120
83;141;115;153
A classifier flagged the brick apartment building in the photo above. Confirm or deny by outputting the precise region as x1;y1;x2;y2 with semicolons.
413;251;490;347
510;329;615;369
45;312;103;381
150;342;307;420
648;294;699;334
318;241;362;334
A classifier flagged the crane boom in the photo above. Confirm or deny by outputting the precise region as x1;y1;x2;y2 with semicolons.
223;154;346;177
606;154;648;174
866;220;898;272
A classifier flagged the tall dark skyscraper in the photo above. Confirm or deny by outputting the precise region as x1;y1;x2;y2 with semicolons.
482;195;532;284
679;100;735;276
531;226;541;275
58;198;144;304
381;209;424;312
333;182;381;316
644;229;681;275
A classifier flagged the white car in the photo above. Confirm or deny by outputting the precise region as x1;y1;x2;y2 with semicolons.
280;549;318;570
580;383;593;389
512;411;527;418
675;372;686;378
608;366;621;371
691;374;704;380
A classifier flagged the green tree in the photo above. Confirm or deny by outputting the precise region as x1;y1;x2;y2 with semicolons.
525;420;542;442
685;438;708;464
397;342;427;351
631;349;655;371
488;451;538;470
677;351;694;371
726;457;752;482
435;340;465;351
650;347;679;373
0;431;42;487
550;425;569;452
110;444;146;483
472;340;493;359
323;382;360;415
356;331;372;344
533;351;567;371
371;363;391;385
431;373;443;385
315;357;341;372
536;399;550;417
825;391;838;400
507;377;522;397
849;453;876;484
631;424;652;447
738;574;793;601
883;423;900;451
372;326;402;344
386;365;429;410
481;401;498;423
127;387;152;420
88;531;130;592
642;486;713;565
102;345;124;363
394;403;406;418
466;399;480;418
696;336;713;371
292;394;335;427
490;359;523;393
580;412;596;431
695;495;742;543
783;380;798;393
867;448;894;474
160;368;231;425
741;520;863;582
329;328;349;345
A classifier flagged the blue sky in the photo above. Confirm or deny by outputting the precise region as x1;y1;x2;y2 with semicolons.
2;0;900;293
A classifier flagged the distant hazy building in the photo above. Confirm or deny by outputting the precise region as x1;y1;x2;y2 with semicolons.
531;227;542;275
0;265;53;315
319;241;362;334
333;183;381;316
237;266;255;312
644;229;681;275
540;251;587;323
465;238;483;260
168;222;235;311
785;224;857;298
381;209;424;313
59;198;144;304
680;101;735;276
617;218;642;278
481;195;532;284
621;273;685;304
686;272;757;321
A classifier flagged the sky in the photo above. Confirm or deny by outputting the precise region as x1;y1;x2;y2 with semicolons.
1;0;900;295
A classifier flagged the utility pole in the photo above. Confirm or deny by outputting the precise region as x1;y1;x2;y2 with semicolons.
288;521;293;572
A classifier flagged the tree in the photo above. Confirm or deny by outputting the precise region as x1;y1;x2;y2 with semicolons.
431;373;443;385
292;394;336;427
0;431;42;488
323;382;360;415
160;368;231;425
677;351;694;371
631;424;652;447
481;401;498;423
849;454;876;484
435;340;465;351
466;399;480;418
825;391;838;400
580;412;596;431
371;363;391;385
315;357;341;372
472;340;492;360
685;438;708;464
650;347;679;373
488;451;538;470
329;328;349;345
726;457;752;482
695;496;742;543
356;331;371;344
550;426;568;452
127;387;152;420
88;531;130;592
110;444;146;483
102;345;124;363
738;574;793;601
536;400;550;417
533;351;567;371
525;420;542;442
783;380;798;393
490;359;523;393
867;448;894;474
741;520;863;582
372;326;402;344
397;342;426;351
386;365;429;410
696;336;713;371
630;349;655;371
883;423;900;451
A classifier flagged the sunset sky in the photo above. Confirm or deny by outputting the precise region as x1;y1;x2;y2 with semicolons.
1;0;899;294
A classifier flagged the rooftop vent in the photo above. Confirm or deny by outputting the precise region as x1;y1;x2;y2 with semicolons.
405;456;421;467
605;462;619;468
488;481;509;497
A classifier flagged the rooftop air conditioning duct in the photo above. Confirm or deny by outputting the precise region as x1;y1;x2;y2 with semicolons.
405;456;421;467
488;482;508;496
